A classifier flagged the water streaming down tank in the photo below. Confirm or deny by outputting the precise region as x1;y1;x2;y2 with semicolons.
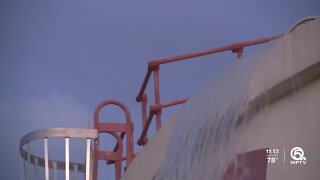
122;16;320;180
19;16;320;180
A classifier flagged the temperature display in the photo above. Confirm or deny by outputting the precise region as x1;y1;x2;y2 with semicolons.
266;148;279;164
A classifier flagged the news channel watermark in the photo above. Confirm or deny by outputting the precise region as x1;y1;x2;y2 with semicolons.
266;147;307;165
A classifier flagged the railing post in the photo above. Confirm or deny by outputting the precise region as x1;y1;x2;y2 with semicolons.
85;138;91;180
65;137;70;180
153;65;162;130
53;162;58;180
34;158;39;180
141;93;148;144
73;164;78;180
44;138;49;180
92;141;99;180
27;143;31;180
19;151;25;180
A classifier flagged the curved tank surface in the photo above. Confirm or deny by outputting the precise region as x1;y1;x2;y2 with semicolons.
122;16;320;180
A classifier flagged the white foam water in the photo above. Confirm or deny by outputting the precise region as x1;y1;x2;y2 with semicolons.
155;43;270;179
153;17;320;180
152;45;269;180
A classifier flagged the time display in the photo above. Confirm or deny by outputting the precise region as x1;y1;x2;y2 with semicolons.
266;148;279;154
266;148;279;164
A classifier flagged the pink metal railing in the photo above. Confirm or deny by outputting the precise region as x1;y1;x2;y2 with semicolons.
93;99;134;180
136;35;283;146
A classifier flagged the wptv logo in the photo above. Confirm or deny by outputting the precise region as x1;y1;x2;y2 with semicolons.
290;147;307;165
266;146;307;165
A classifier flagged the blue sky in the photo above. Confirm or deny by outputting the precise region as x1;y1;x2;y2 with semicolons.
0;0;319;179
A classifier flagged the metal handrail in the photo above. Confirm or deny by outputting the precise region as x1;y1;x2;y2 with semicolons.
20;128;97;146
137;98;188;145
136;35;283;146
136;35;283;102
19;128;98;180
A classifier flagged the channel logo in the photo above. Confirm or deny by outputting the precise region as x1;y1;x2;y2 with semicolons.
290;147;307;165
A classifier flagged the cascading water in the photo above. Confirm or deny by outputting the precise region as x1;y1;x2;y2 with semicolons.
116;16;320;180
153;17;320;180
152;44;271;180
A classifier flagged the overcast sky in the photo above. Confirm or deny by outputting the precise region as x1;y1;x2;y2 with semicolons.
1;0;319;179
